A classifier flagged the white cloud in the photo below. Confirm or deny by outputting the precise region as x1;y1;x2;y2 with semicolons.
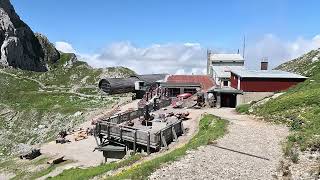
79;41;207;75
55;42;76;54
245;34;320;69
58;34;320;74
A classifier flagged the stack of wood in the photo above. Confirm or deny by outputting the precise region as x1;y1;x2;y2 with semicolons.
47;156;64;165
74;130;88;141
175;112;190;120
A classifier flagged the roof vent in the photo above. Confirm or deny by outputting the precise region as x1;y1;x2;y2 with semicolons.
261;57;268;70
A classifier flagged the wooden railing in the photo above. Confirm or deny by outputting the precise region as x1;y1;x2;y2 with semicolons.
96;119;184;152
99;98;172;124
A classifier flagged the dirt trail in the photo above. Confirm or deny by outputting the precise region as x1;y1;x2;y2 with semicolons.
150;108;289;180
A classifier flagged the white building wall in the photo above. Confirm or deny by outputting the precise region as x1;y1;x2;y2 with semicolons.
207;53;245;88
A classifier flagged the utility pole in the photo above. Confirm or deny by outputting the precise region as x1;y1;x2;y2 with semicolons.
207;49;211;75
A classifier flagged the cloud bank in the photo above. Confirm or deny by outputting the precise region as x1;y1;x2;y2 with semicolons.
246;34;320;69
55;34;320;74
55;41;77;54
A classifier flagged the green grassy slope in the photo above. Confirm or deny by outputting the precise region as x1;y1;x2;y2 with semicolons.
4;53;136;95
0;53;135;159
253;49;320;154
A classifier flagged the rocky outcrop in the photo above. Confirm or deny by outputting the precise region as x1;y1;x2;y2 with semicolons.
63;53;78;68
275;48;320;76
0;0;59;72
35;33;60;65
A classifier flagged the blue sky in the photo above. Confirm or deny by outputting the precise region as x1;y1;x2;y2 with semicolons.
11;0;320;74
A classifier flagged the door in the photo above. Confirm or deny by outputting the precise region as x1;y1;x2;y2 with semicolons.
221;93;236;108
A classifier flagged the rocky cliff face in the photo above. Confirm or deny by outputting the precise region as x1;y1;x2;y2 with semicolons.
0;0;59;71
35;33;60;65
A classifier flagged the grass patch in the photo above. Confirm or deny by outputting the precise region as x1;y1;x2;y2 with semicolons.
11;160;72;180
236;104;250;114
106;114;228;180
0;157;72;180
48;154;143;180
253;78;320;151
253;51;320;161
77;87;99;95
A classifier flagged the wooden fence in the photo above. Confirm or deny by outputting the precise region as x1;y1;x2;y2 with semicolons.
96;119;184;152
95;98;185;152
99;98;172;124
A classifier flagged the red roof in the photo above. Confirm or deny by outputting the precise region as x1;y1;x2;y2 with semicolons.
166;75;215;91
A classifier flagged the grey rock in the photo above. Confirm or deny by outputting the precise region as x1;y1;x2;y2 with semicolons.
35;33;60;65
63;53;78;68
0;0;59;72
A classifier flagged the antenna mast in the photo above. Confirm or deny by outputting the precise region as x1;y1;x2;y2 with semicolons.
242;35;246;59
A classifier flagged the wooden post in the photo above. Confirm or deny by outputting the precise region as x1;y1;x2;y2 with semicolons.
147;132;150;155
98;124;103;144
181;122;186;135
133;130;137;153
118;114;121;124
172;126;178;142
120;127;122;140
160;130;168;150
107;124;110;139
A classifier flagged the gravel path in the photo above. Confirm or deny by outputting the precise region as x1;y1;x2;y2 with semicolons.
150;108;289;180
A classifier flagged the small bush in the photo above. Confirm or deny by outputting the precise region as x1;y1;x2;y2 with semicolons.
236;104;250;114
290;118;303;131
290;151;299;163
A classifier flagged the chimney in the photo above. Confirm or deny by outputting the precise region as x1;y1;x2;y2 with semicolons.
261;57;268;70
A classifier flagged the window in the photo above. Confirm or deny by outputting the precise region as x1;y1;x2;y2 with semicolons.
168;88;180;97
223;81;229;87
184;88;197;94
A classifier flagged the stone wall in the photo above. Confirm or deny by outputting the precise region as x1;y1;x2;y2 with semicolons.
236;92;274;106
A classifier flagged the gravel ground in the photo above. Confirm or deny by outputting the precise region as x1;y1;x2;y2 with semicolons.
150;108;289;180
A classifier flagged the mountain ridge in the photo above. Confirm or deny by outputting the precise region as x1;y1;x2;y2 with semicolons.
275;48;320;76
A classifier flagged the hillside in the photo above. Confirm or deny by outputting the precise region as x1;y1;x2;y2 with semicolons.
0;53;135;160
0;0;136;163
249;49;320;178
275;48;320;76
